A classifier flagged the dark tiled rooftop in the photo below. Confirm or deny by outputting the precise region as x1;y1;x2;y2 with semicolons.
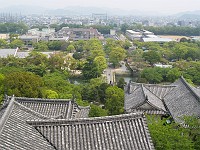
0;97;55;150
28;113;155;150
125;77;200;123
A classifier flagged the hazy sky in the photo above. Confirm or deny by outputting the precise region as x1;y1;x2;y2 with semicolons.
0;0;200;14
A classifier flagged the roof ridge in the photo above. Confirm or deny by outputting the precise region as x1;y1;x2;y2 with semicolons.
142;85;167;112
27;113;144;126
132;82;176;87
13;96;72;103
14;101;65;120
14;101;52;119
130;84;147;109
180;76;200;101
0;96;15;136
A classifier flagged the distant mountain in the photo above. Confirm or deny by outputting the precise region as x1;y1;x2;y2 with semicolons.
174;10;200;20
0;5;48;14
179;14;200;20
0;5;166;16
46;6;166;16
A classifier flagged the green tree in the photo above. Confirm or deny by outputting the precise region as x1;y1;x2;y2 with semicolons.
25;51;48;66
42;89;59;99
141;68;163;83
0;74;5;104
105;86;124;115
0;39;8;48
48;53;66;71
147;116;194;150
117;77;126;89
4;72;43;98
166;68;181;82
82;58;101;80
42;71;72;99
33;42;48;51
10;39;24;48
94;56;107;73
66;44;75;52
109;47;126;67
143;50;161;65
173;44;188;60
89;104;108;117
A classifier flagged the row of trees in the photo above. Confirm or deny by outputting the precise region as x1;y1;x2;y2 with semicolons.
128;40;200;86
136;61;200;85
120;23;200;36
0;23;28;34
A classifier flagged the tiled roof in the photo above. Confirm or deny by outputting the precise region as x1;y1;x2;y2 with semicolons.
0;97;55;150
125;77;200;123
11;97;90;119
28;113;155;150
125;83;168;115
164;77;200;123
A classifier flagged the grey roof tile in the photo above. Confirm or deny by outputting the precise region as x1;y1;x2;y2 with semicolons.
28;113;155;150
0;97;55;150
164;77;200;123
13;97;90;119
125;83;168;115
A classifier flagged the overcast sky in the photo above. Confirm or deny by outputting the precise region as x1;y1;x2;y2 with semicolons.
0;0;200;14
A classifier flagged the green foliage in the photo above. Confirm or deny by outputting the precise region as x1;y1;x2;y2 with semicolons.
0;74;5;104
10;39;24;48
105;86;124;115
42;71;72;98
4;72;43;98
89;104;108;117
76;99;90;106
94;56;107;73
48;41;64;50
147;115;194;150
66;44;75;52
25;51;48;66
141;68;163;83
166;68;181;82
48;53;66;71
81;77;109;103
0;23;28;34
143;50;161;65
90;25;112;34
82;58;101;80
109;47;126;67
42;89;59;99
0;39;8;48
144;26;200;36
33;42;48;51
117;77;126;89
140;67;183;84
73;52;82;60
0;55;25;67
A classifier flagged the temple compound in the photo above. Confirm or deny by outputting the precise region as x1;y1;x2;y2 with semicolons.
125;77;200;123
0;96;154;150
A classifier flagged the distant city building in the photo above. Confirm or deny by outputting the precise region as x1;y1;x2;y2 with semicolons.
0;34;9;39
141;37;173;42
110;29;116;36
57;27;101;41
126;30;142;40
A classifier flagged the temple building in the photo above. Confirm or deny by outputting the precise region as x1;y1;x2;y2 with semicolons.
125;77;200;123
0;96;154;150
